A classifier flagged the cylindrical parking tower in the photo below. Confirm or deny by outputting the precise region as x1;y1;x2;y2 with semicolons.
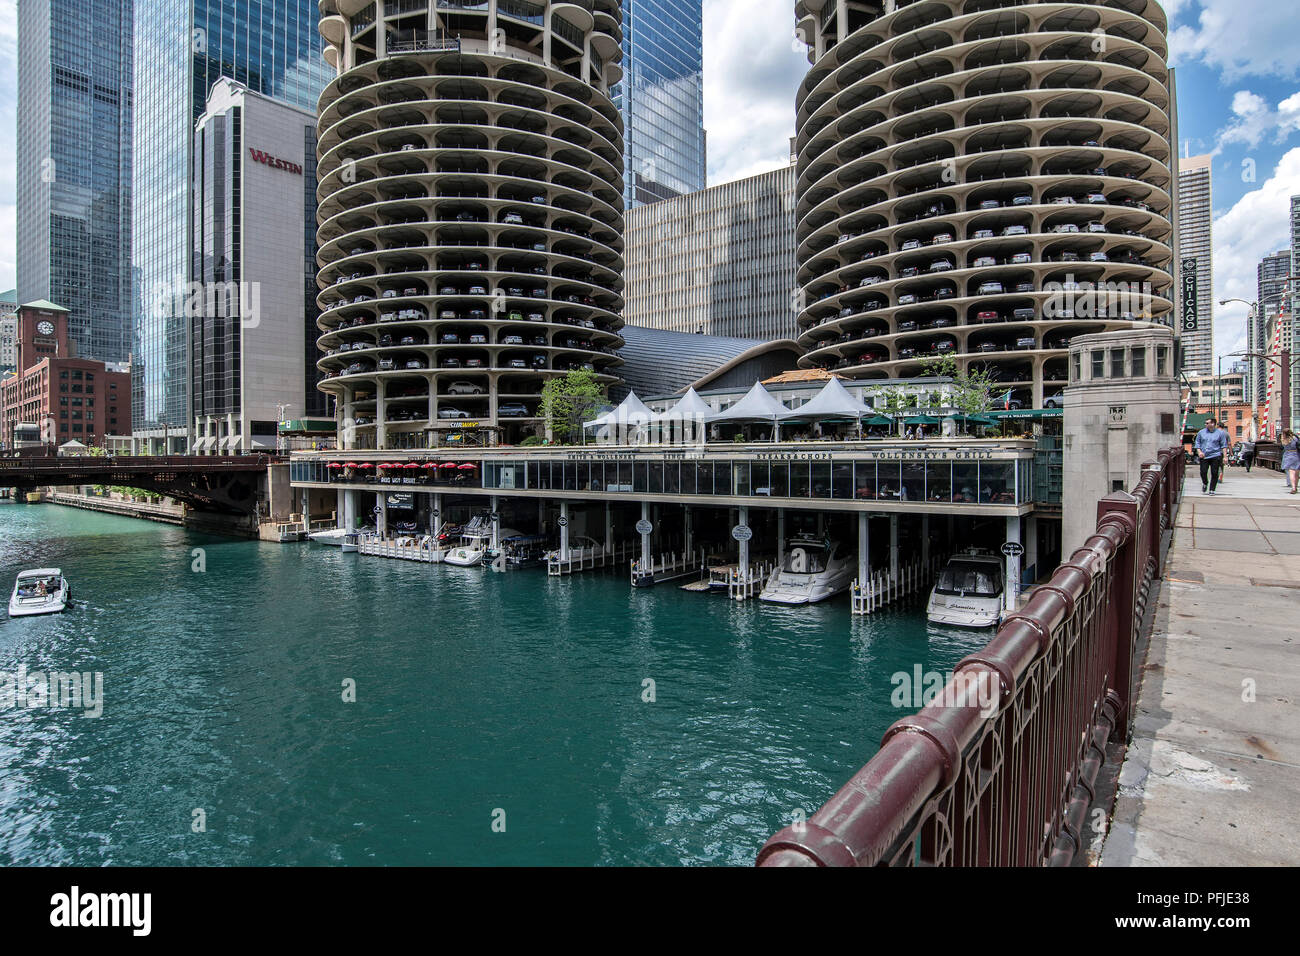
793;0;1175;409
316;0;625;449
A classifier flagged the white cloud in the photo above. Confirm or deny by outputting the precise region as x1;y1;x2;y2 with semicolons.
1213;88;1300;154
1210;147;1300;361
1169;0;1300;81
703;0;806;186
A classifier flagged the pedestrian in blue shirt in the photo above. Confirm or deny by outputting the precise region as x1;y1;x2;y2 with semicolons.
1194;418;1229;495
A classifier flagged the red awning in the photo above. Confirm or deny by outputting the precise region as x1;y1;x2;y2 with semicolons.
356;462;374;469
438;462;458;469
403;462;420;469
343;461;359;468
327;462;343;469
421;462;439;470
457;462;478;470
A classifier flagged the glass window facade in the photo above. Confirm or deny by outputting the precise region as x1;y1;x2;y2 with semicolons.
17;0;134;365
132;0;330;433
614;0;706;208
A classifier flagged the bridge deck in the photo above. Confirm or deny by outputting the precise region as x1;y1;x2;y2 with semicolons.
1100;469;1300;866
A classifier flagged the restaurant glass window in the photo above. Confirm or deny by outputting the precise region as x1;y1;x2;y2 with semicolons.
616;462;633;491
648;461;664;494
854;460;877;499
832;462;853;499
980;461;1015;503
733;462;750;496
633;461;648;493
573;461;590;490
750;461;770;496
953;462;979;503
877;460;901;500
589;462;605;491
901;462;925;501
561;462;575;490
663;461;680;495
770;462;789;497
715;461;732;495
926;462;951;503
790;461;810;497
692;461;711;495
811;462;831;498
527;461;541;489
1018;459;1031;501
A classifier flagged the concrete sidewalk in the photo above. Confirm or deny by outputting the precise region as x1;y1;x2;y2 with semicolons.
1100;468;1300;866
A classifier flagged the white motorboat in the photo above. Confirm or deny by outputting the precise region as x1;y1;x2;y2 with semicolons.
308;528;350;547
926;549;1004;628
759;535;854;605
444;516;521;566
9;568;71;617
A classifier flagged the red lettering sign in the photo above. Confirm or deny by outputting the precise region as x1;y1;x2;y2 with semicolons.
248;147;303;175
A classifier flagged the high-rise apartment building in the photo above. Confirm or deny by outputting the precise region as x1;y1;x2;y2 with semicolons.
132;0;331;451
16;0;133;365
1254;248;1290;407
190;78;322;453
791;0;1176;408
616;0;706;207
1176;154;1213;375
315;0;625;450
624;164;797;339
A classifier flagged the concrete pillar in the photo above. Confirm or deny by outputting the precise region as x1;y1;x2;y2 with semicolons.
344;489;357;530
605;501;613;555
777;508;786;564
1005;515;1022;613
858;511;869;583
1025;513;1039;584
432;493;443;535
640;500;652;572
301;489;310;531
337;488;345;529
738;505;750;580
684;506;692;553
889;513;899;581
377;493;388;537
375;380;387;451
491;495;501;552
560;500;570;560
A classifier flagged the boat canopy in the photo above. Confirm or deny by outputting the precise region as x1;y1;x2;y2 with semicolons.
17;568;61;578
777;377;870;421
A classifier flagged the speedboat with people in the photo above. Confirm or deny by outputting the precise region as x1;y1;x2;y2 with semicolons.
926;549;1005;628
9;568;71;617
444;515;521;566
759;534;854;605
491;534;552;569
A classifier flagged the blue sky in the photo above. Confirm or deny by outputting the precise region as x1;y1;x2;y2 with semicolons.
4;0;1300;364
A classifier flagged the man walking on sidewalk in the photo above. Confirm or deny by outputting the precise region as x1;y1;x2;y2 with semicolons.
1195;418;1229;495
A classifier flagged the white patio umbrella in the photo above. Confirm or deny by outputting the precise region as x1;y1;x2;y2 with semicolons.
707;381;789;442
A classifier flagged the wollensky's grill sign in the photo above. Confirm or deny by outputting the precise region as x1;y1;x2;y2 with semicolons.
249;147;302;175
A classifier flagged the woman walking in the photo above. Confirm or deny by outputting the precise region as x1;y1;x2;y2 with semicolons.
1240;439;1256;473
1282;429;1300;494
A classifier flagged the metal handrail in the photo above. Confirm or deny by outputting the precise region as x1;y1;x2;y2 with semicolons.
758;445;1184;866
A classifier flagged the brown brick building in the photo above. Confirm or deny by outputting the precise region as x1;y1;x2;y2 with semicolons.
1;300;131;449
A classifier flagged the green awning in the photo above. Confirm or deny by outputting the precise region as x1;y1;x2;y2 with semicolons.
863;415;895;426
903;415;940;425
279;418;337;433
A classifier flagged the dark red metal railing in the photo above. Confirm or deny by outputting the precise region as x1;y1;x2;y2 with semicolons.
757;447;1184;867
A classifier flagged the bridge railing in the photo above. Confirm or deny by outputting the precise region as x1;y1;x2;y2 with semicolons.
757;446;1184;867
0;454;275;471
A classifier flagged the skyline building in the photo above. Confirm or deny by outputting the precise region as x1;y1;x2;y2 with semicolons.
790;0;1176;408
132;0;332;451
616;0;706;207
16;0;134;365
1254;248;1290;408
624;163;797;339
314;0;625;450
190;78;323;454
1176;153;1213;376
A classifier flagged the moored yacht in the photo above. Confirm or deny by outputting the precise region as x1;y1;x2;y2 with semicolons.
9;568;71;617
759;535;854;605
926;549;1004;628
444;516;521;567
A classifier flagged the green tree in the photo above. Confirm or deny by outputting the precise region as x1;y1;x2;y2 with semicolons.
922;355;998;427
539;369;605;444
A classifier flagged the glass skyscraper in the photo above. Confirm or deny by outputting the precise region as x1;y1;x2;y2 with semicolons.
616;0;707;208
132;0;330;441
17;0;134;364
